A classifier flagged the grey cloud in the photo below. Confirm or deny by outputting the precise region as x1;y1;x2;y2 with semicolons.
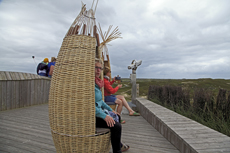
0;0;230;79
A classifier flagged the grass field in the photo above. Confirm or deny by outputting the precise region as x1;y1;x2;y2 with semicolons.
112;78;230;136
113;78;230;102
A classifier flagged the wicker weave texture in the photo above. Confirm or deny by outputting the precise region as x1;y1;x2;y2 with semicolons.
51;131;111;153
49;35;112;152
49;35;96;136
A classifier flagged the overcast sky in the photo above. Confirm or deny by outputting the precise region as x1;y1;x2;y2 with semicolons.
0;0;230;79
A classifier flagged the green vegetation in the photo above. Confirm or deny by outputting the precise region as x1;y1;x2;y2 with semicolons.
114;78;230;100
152;96;230;136
113;78;230;137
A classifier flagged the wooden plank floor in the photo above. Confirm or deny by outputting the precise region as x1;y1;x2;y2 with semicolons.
121;114;180;153
0;104;180;153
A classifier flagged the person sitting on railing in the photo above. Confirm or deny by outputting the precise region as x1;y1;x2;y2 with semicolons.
47;57;56;78
95;59;130;153
103;66;140;124
36;58;49;77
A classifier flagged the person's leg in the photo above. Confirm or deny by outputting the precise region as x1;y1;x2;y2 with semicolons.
115;98;123;114
105;95;119;112
116;95;135;115
96;117;122;153
105;95;123;115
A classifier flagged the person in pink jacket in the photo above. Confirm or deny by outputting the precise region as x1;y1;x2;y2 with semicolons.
103;66;140;124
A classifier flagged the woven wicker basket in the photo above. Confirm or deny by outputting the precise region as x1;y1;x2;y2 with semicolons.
49;35;110;153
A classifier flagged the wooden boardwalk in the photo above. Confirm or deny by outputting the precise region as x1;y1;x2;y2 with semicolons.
0;104;180;153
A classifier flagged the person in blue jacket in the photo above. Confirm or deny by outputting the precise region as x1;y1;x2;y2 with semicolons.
95;58;129;153
37;58;49;76
47;57;56;78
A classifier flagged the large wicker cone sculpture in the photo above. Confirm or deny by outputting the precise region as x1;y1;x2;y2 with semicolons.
48;3;110;153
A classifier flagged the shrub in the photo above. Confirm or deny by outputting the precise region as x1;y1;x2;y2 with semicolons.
216;89;226;112
193;88;207;114
183;89;190;111
147;84;230;137
148;85;190;110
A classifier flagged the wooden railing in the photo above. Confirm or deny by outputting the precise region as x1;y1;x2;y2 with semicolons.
135;97;230;153
0;71;51;111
